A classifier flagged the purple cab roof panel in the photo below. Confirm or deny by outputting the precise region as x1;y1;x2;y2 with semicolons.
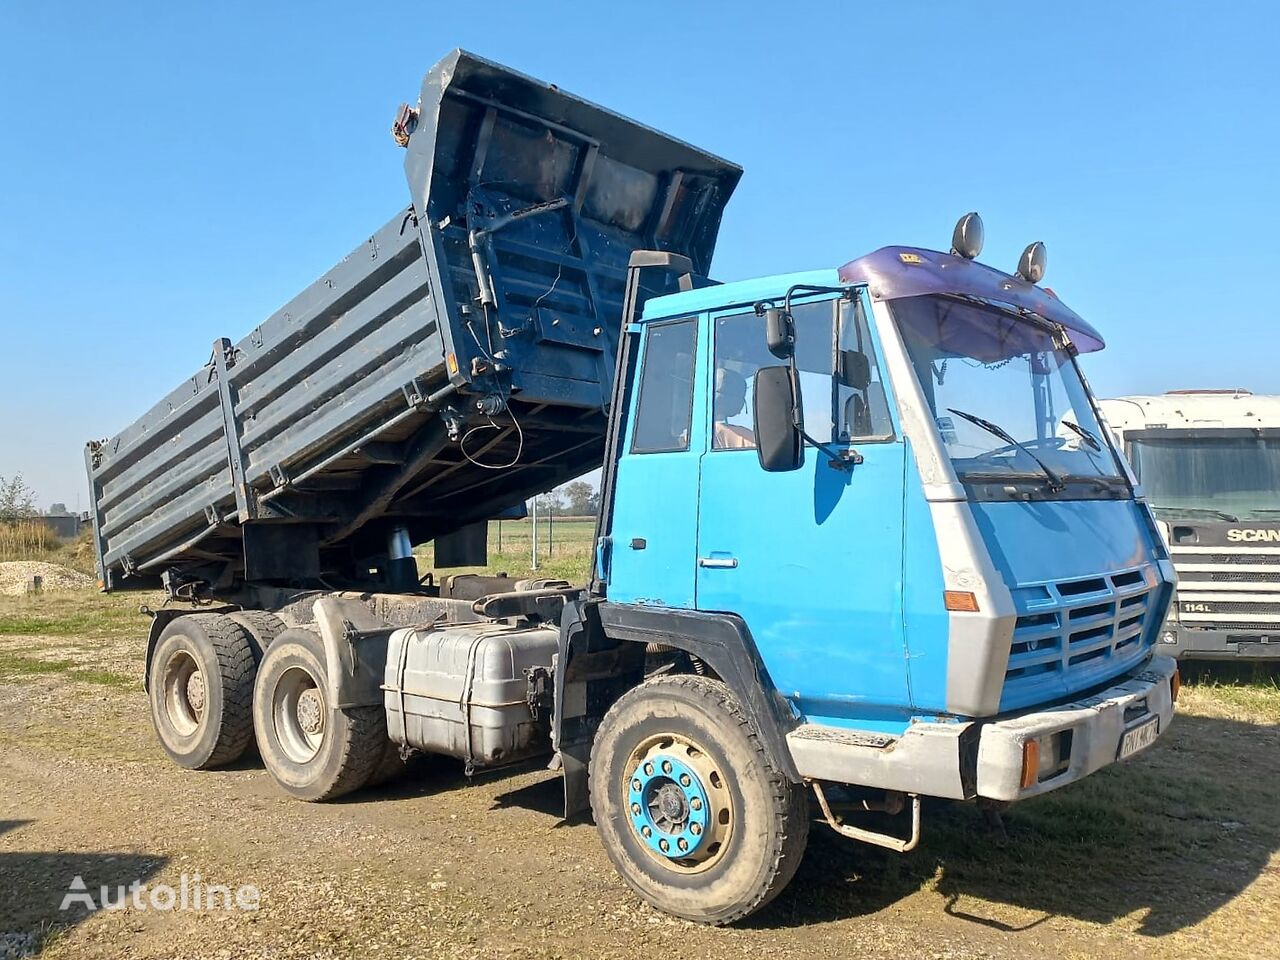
838;246;1105;353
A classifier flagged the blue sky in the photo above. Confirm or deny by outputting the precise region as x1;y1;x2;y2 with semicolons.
2;2;1277;507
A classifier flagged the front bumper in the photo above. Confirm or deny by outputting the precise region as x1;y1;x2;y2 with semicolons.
1159;623;1280;661
975;654;1177;801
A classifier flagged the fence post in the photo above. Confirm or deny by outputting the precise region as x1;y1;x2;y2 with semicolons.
530;499;539;571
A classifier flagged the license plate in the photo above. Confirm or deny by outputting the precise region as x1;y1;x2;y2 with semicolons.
1118;716;1160;760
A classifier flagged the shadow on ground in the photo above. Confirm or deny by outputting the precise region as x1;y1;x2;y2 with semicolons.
0;820;167;954
748;711;1280;936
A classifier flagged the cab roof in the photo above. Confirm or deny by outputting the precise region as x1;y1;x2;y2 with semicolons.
1099;393;1280;432
640;246;1105;353
641;269;838;321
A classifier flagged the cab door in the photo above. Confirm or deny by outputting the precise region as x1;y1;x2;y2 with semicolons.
694;293;911;730
606;316;702;608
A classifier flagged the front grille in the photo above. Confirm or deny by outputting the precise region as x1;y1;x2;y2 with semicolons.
1187;623;1280;634
1180;570;1280;583
1172;552;1280;565
1001;566;1158;711
1186;600;1280;615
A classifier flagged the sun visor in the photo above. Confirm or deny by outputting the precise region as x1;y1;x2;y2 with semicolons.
838;246;1104;353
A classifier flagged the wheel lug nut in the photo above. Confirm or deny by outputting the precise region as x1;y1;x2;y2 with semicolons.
690;797;702;811
661;760;672;774
690;823;702;836
643;763;653;776
632;779;642;792
677;838;688;851
659;839;669;852
631;803;641;816
679;773;691;787
641;826;652;838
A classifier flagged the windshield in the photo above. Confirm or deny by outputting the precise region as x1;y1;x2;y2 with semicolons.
1128;434;1280;520
891;295;1125;497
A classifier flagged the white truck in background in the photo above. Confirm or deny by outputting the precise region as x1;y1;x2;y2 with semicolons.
1099;391;1280;661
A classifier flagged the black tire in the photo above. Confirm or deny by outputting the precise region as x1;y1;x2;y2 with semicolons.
147;614;257;770
589;675;809;925
365;738;411;788
252;628;387;801
226;609;286;660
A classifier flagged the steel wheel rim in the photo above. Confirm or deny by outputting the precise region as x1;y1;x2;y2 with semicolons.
622;732;733;874
273;665;326;763
161;648;204;737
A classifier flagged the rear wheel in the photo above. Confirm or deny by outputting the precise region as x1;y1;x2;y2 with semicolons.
148;614;257;769
226;609;286;659
365;738;413;788
589;675;809;925
253;628;387;801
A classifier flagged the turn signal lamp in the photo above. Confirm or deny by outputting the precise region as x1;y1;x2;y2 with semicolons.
1020;740;1040;789
944;590;979;612
1170;669;1181;704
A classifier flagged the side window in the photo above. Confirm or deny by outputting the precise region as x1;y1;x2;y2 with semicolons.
837;296;894;440
630;319;697;453
711;300;840;450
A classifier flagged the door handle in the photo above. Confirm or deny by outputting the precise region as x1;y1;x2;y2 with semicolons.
698;556;738;569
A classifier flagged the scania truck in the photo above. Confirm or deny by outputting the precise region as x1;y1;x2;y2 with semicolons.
1100;390;1280;661
85;50;1178;924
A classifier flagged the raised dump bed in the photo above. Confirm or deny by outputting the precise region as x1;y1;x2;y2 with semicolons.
86;50;740;596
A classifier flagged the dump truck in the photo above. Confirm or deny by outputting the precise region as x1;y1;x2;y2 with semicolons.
86;50;1179;924
1099;390;1280;661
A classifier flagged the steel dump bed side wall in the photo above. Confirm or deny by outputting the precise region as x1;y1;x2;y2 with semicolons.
88;217;435;582
87;49;740;591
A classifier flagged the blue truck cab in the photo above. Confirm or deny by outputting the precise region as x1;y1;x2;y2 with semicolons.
581;228;1177;898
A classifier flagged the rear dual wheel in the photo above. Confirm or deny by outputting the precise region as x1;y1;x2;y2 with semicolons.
148;614;260;769
252;628;389;801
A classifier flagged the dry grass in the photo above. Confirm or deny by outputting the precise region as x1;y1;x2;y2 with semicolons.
0;523;97;575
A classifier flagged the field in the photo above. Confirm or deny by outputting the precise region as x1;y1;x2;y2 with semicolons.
414;517;596;583
1;586;1279;960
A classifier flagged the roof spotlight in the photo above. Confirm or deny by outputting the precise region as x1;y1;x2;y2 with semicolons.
1016;241;1047;284
950;212;984;260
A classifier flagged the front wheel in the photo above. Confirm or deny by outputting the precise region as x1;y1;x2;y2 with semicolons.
589;675;809;924
252;628;387;801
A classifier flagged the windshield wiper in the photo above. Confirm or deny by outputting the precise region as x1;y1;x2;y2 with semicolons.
1060;419;1102;452
947;408;1065;491
1151;505;1239;522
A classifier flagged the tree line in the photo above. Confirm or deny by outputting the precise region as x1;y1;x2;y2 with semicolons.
533;480;599;517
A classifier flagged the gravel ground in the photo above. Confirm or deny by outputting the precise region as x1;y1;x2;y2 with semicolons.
0;563;93;596
1;597;1278;959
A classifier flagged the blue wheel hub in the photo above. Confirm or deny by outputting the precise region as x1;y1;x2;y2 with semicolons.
627;751;711;859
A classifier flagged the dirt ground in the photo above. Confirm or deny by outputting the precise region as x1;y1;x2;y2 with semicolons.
2;591;1279;959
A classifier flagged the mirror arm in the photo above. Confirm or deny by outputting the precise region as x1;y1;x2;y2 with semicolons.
799;429;862;471
785;366;860;471
782;283;855;313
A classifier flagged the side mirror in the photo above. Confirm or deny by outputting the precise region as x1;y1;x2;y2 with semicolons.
764;307;794;359
837;350;871;390
753;366;804;472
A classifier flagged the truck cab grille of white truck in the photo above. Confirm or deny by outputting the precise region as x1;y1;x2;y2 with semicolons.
1001;566;1157;711
1181;570;1280;583
1169;546;1280;631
